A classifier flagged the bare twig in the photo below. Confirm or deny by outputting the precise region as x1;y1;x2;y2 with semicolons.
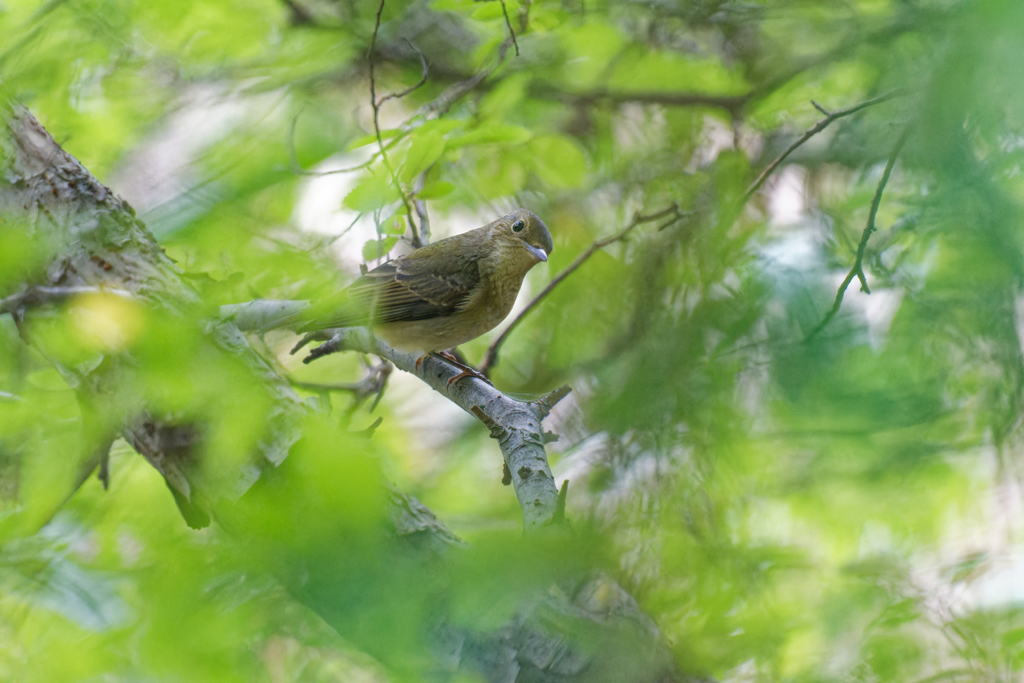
290;359;392;408
286;110;385;177
478;204;684;376
535;384;571;420
417;38;514;119
413;173;431;244
0;285;138;314
368;0;422;247
741;89;905;204
805;130;910;341
352;416;384;438
375;39;429;107
552;479;568;524
499;0;520;56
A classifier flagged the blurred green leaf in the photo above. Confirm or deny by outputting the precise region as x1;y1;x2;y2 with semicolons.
362;237;399;261
528;135;588;188
416;180;455;199
344;166;401;212
400;129;445;183
448;123;532;148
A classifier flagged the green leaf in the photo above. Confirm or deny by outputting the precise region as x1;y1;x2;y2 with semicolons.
343;167;401;212
479;73;529;119
447;124;533;148
362;237;399;262
559;22;625;86
400;130;445;184
607;51;748;94
382;217;406;235
416;181;455;199
528;135;588;188
470;2;505;21
431;0;473;10
475;153;526;198
347;128;402;150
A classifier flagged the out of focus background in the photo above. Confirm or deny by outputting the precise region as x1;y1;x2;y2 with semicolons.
3;0;1024;680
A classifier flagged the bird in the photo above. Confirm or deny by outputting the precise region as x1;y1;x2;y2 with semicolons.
293;208;553;388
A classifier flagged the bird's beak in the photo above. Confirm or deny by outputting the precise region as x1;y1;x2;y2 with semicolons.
524;242;548;262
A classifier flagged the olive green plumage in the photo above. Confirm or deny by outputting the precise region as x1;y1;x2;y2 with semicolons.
300;208;553;353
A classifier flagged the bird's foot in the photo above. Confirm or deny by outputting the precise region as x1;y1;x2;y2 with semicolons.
429;352;492;392
445;368;489;391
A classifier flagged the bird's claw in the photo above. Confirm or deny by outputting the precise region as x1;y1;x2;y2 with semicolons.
426;351;492;392
445;368;490;392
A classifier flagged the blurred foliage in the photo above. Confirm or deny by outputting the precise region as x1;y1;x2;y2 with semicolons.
3;0;1024;681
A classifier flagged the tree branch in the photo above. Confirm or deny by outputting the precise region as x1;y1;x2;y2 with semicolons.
478;204;685;377
741;89;905;204
287;109;387;177
224;300;567;530
499;0;520;57
368;0;422;248
375;39;429;108
805;129;910;341
416;37;514;120
413;172;431;244
1;101;689;683
291;359;392;411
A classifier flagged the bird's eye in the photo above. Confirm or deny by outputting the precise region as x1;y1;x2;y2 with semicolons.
512;220;525;233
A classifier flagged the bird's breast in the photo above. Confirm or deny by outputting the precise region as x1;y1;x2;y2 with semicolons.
373;243;536;353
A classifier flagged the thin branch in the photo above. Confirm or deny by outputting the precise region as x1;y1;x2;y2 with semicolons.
286;110;385;177
499;0;520;56
535;384;571;420
417;37;514;119
368;0;422;248
0;390;21;402
552;480;568;524
805;129;910;342
413;173;431;244
375;39;429;107
741;89;905;204
478;204;684;376
352;416;384;438
292;359;392;410
290;369;389;395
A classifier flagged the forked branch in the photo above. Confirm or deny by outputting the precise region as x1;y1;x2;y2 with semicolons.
805;129;910;341
368;0;426;247
741;89;905;204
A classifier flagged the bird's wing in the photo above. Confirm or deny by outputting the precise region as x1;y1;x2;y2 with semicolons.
303;239;484;330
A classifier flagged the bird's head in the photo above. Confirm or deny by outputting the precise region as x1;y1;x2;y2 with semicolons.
496;208;553;263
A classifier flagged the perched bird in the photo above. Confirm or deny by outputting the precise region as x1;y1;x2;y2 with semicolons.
295;208;553;386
